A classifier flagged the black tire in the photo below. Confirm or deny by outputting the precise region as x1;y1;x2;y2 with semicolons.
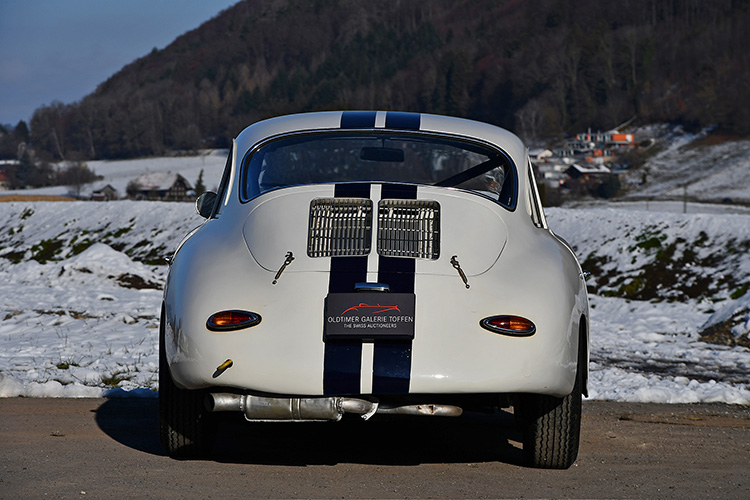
158;308;216;459
517;345;583;469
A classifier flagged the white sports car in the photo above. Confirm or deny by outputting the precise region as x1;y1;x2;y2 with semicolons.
159;111;589;468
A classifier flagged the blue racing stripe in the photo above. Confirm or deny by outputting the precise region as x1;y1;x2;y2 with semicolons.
323;342;363;395
340;111;377;129
385;112;421;130
323;183;371;396
373;183;417;394
371;342;413;394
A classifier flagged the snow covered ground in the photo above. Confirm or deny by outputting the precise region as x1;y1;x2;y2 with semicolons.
0;201;203;398
622;125;750;204
0;200;748;403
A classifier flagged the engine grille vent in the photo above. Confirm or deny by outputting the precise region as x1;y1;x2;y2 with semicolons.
307;198;373;257
377;199;440;260
307;197;440;260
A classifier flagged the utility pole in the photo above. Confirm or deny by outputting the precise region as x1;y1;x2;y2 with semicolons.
683;184;688;214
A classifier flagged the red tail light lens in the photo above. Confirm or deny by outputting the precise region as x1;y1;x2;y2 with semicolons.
207;310;261;331
480;315;536;336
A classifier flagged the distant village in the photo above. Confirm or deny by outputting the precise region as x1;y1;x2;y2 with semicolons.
56;172;196;202
0;161;198;202
529;125;651;205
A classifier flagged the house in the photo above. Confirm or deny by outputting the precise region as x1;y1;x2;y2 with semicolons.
130;172;192;200
0;160;18;190
566;163;611;180
91;184;118;201
562;163;617;197
575;130;634;146
528;148;553;162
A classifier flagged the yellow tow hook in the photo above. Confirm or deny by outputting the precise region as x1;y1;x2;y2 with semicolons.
212;359;233;379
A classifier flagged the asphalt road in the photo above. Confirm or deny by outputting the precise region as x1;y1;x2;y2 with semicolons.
0;398;748;499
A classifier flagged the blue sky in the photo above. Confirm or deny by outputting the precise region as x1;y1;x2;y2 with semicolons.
0;0;239;127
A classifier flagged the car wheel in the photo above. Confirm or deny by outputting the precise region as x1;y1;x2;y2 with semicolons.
516;345;583;469
158;309;216;459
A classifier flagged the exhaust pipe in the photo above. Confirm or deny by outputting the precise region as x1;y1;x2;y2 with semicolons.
207;393;378;421
378;404;462;417
207;393;462;421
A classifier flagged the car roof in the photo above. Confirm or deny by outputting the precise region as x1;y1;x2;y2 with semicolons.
234;111;527;169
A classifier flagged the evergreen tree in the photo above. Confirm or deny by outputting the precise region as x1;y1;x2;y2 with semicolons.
195;169;206;196
13;121;30;144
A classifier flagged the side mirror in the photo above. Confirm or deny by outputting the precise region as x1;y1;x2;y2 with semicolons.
195;191;218;218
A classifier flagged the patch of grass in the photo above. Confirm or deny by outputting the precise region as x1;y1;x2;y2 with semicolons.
70;238;95;256
581;252;620;296
103;224;135;240
619;276;647;297
730;285;748;300
56;359;79;370
636;236;662;251
101;371;133;388
695;231;710;247
141;245;168;265
30;239;63;263
116;273;161;290
128;239;150;250
633;228;667;253
597;230;735;302
1;249;26;264
3;310;23;320
699;313;750;348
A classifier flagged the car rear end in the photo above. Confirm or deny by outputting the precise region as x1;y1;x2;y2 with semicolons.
160;112;587;468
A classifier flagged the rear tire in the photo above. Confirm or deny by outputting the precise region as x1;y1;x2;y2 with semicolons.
517;346;583;469
158;308;216;458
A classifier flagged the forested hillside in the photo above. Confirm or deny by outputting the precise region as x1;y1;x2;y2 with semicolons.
10;0;750;161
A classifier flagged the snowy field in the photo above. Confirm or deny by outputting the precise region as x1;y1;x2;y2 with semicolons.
0;200;748;403
622;125;750;205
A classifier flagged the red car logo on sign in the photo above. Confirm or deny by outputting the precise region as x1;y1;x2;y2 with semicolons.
340;303;402;315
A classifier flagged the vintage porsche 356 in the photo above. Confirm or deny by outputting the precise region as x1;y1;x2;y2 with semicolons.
159;111;589;469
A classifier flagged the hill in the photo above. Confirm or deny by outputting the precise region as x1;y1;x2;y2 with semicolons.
11;0;750;161
622;128;750;205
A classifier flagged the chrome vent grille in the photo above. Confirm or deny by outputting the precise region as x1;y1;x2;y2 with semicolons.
307;198;373;257
377;199;440;260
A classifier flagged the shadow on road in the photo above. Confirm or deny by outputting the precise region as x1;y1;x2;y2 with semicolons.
94;398;165;456
95;398;525;466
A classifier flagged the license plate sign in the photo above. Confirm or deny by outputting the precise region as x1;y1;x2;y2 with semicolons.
324;293;415;340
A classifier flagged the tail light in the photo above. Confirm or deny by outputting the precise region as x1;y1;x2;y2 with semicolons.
480;315;536;336
207;310;262;331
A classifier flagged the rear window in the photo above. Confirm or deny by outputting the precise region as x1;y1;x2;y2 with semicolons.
241;132;516;209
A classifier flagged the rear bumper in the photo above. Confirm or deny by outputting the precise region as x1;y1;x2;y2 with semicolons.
164;214;585;399
165;272;580;398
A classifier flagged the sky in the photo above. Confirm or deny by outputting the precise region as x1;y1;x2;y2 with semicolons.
0;0;239;127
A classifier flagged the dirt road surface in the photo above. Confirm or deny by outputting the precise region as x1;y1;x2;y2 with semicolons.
0;398;747;499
